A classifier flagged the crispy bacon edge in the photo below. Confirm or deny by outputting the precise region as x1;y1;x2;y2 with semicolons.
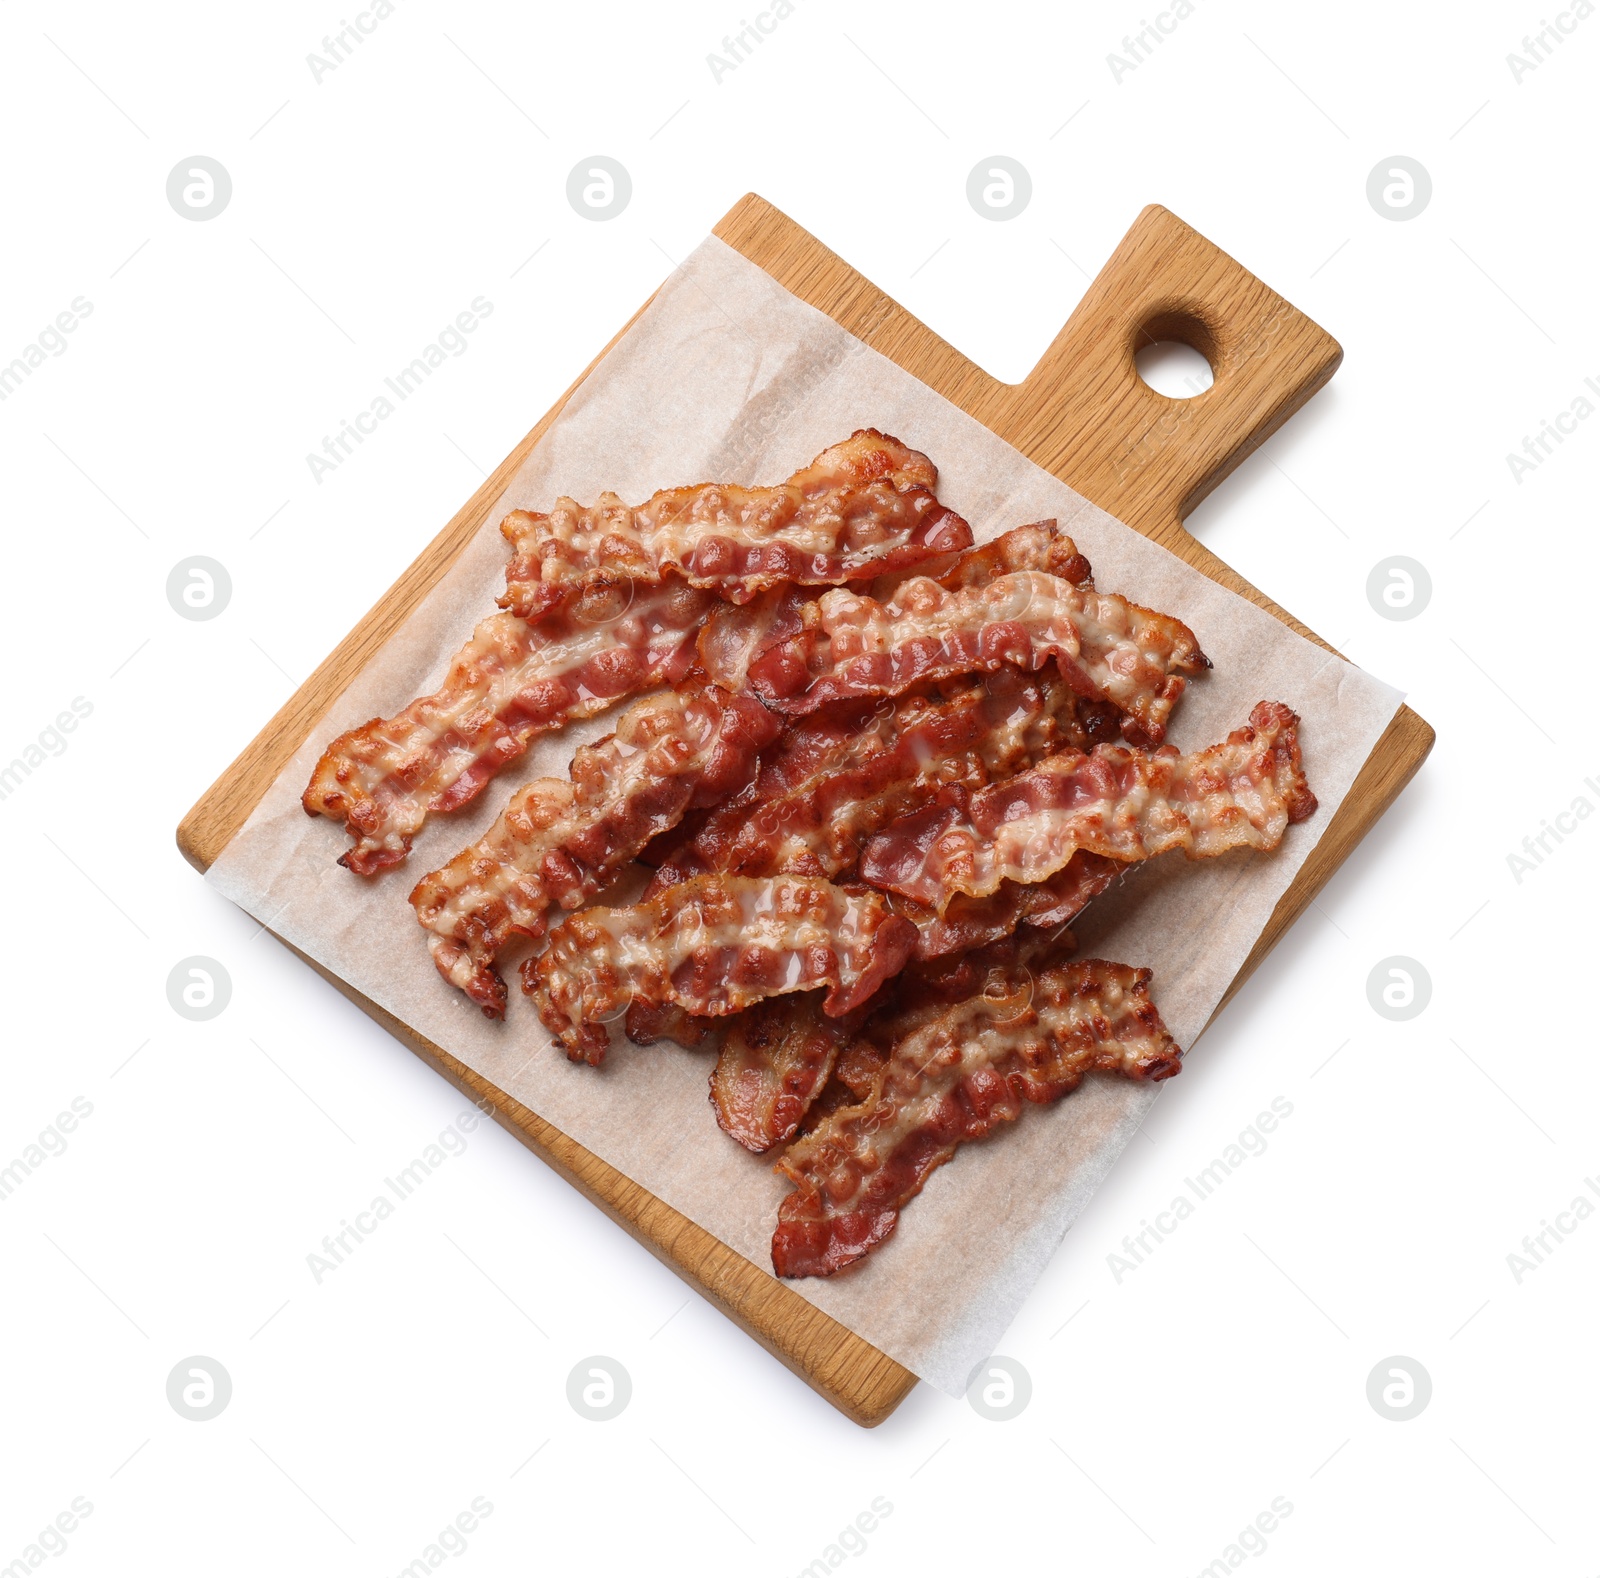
520;875;917;1066
747;566;1207;745
771;958;1182;1278
302;577;716;874
497;429;973;619
860;701;1318;910
410;686;779;1019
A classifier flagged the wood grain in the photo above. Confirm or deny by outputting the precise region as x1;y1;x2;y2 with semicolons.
177;196;1432;1427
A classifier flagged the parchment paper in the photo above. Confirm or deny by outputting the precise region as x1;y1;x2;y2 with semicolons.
208;236;1403;1397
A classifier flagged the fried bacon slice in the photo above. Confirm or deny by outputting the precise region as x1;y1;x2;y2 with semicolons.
860;701;1318;910
696;583;818;693
928;518;1093;591
410;687;779;1018
706;992;856;1154
902;851;1124;961
521;875;918;1065
621;998;717;1049
497;429;973;619
641;668;1114;897
303;578;716;874
693;518;1095;695
747;567;1206;745
771;959;1182;1278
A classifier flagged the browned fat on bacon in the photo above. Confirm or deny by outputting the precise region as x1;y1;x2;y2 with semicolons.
521;875;918;1065
302;578;716;874
410;686;778;1019
621;998;718;1049
497;429;973;620
771;959;1182;1279
641;668;1115;897
747;567;1206;746
860;701;1318;911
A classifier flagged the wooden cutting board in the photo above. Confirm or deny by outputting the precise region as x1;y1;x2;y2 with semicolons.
177;196;1434;1427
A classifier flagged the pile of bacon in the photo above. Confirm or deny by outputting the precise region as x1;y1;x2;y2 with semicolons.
304;430;1317;1278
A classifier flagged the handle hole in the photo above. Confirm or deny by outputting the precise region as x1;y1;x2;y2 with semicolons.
1135;339;1213;399
1134;309;1217;399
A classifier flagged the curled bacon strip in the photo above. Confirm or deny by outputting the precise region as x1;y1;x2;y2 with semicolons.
772;959;1182;1278
498;429;972;619
903;851;1124;961
696;583;818;694
622;999;718;1049
302;578;716;874
707;993;855;1154
410;687;778;1018
861;701;1318;910
521;875;917;1065
929;518;1093;591
643;668;1112;897
748;567;1206;744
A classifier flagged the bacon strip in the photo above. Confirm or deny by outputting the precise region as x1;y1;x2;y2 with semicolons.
902;851;1124;961
302;578;716;874
747;568;1206;745
643;668;1113;897
621;999;718;1049
860;701;1317;910
696;583;818;694
772;959;1182;1278
521;875;918;1065
410;687;778;1018
498;429;973;619
929;518;1093;591
707;993;855;1154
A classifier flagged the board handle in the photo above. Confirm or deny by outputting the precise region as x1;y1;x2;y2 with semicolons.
987;205;1342;546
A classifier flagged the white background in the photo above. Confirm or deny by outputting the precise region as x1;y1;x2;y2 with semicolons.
2;1;1596;1574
